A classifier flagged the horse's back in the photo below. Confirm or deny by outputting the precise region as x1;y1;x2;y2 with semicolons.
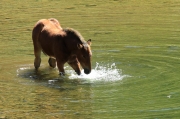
32;19;65;57
32;19;49;39
32;19;47;46
33;19;48;32
33;19;63;40
48;18;62;30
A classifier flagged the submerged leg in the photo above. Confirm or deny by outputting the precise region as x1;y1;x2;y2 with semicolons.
33;41;42;70
48;57;56;68
56;59;65;76
32;22;44;70
34;51;41;70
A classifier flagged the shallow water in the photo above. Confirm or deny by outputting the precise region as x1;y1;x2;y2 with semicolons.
1;0;180;118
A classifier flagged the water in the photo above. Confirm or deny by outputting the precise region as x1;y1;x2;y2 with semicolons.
17;62;128;86
1;0;180;118
68;62;128;82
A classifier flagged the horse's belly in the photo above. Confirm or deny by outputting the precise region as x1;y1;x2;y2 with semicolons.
42;47;55;57
39;38;55;57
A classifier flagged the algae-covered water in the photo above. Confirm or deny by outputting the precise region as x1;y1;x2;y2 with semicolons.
0;0;180;118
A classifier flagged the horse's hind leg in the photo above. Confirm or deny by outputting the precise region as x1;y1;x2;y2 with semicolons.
34;51;41;70
34;52;41;70
33;43;42;70
32;21;44;70
48;57;56;68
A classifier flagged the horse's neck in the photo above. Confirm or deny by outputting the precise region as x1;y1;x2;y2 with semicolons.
63;37;80;54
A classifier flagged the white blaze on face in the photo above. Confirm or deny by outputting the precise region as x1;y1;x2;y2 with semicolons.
88;46;92;56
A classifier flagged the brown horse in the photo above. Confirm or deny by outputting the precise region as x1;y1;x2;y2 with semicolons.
32;18;92;75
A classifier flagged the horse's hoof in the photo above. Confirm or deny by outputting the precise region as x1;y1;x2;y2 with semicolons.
75;70;81;75
35;66;39;70
59;72;65;76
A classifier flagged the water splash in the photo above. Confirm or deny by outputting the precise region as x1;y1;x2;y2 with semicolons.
68;62;128;82
16;63;129;84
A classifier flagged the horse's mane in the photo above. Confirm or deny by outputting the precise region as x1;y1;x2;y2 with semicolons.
63;28;86;44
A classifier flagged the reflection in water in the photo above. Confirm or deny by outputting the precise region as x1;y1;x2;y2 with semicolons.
17;62;128;86
16;65;94;118
17;64;69;90
15;63;127;118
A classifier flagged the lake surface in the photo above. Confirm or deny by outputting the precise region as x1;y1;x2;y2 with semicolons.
0;0;180;118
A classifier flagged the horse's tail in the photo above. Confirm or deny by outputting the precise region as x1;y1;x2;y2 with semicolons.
32;19;47;57
32;20;45;44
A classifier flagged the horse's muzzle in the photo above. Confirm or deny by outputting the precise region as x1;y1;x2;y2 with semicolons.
75;70;81;75
84;69;91;74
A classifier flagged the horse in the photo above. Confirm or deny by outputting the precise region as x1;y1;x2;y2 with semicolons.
32;18;92;75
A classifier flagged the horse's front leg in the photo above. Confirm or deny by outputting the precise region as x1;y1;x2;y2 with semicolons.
56;59;66;76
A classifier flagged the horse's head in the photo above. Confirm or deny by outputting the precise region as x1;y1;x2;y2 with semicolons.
76;39;92;74
63;28;92;75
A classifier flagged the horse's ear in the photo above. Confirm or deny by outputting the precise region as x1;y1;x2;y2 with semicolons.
87;39;92;46
77;44;83;49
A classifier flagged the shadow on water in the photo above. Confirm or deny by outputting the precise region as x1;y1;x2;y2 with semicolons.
16;65;94;118
16;62;128;90
16;64;87;91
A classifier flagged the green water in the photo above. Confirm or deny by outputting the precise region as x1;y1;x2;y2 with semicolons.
0;0;180;118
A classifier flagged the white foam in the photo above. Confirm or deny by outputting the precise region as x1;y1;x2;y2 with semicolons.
68;62;128;82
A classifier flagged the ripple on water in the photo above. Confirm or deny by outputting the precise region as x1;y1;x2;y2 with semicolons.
17;62;129;85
